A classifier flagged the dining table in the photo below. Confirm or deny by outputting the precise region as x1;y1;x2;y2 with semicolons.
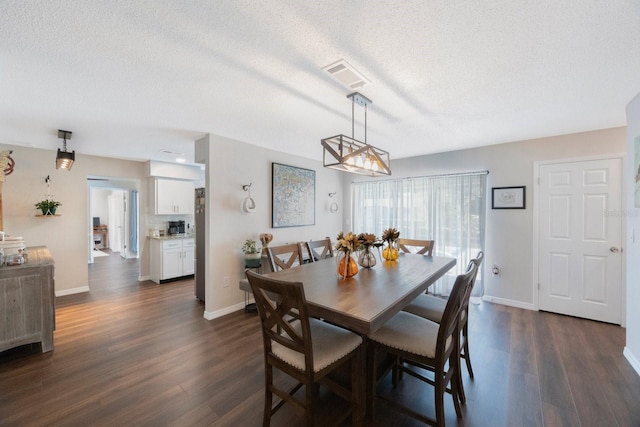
261;252;457;335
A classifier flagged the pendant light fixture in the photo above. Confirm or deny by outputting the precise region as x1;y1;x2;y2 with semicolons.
321;92;391;176
56;129;75;170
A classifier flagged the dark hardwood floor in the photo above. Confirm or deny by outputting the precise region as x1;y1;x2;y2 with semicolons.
1;251;639;426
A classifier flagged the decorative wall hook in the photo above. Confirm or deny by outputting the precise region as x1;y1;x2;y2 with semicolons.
242;183;256;213
329;192;339;213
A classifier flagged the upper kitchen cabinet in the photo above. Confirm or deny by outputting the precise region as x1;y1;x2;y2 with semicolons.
151;178;194;215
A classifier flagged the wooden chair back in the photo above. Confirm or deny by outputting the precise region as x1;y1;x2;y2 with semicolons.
246;270;312;372
465;251;484;300
437;260;478;361
397;238;434;256
302;238;334;262
266;243;304;272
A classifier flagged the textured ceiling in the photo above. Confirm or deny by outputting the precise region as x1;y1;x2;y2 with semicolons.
1;0;639;165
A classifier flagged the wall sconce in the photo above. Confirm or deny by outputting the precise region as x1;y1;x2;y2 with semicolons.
329;192;339;213
242;183;256;213
56;130;75;170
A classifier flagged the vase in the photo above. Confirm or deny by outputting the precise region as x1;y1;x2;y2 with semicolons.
337;253;358;279
382;241;399;261
244;252;262;268
41;208;56;215
358;248;377;268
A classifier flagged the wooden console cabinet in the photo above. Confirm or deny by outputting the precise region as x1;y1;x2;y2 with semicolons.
0;246;55;353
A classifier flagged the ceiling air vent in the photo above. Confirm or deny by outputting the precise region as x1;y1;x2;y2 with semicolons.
322;59;370;89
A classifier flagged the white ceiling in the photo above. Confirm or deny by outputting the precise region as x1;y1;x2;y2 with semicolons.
1;1;639;165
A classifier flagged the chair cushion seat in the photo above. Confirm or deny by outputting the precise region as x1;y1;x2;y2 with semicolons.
403;294;467;324
273;318;362;373
403;294;447;322
369;311;442;358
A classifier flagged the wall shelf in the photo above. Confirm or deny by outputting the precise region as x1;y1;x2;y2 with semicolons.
35;214;61;217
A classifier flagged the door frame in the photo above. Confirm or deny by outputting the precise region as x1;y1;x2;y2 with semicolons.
532;153;626;326
87;177;140;263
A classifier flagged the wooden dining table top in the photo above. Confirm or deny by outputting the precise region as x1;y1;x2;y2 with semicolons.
262;253;456;335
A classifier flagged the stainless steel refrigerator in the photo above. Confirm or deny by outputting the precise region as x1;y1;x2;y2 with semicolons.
195;188;205;301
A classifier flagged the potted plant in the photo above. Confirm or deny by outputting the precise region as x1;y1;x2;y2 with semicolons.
35;199;61;215
242;238;262;268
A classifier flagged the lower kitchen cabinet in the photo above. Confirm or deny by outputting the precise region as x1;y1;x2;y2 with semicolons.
150;238;195;284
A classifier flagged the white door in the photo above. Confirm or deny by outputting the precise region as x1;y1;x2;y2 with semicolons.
538;157;623;324
107;190;127;256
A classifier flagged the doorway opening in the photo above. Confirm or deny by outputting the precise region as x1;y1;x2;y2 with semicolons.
87;177;140;267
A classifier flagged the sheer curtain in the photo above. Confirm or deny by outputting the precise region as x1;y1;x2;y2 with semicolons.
352;172;486;295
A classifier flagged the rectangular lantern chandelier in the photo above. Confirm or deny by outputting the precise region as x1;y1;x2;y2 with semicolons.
321;92;391;176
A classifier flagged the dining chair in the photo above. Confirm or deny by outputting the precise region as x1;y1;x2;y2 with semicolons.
402;251;484;404
302;238;334;262
266;243;304;272
367;262;478;426
397;238;435;256
246;270;364;427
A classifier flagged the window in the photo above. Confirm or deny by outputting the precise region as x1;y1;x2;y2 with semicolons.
351;172;486;294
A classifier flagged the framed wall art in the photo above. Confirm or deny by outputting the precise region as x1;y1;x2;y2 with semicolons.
492;186;526;209
635;136;640;208
272;162;316;228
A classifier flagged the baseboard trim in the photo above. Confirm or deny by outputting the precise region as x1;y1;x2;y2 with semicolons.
482;295;536;311
624;347;640;378
203;301;246;320
55;286;90;297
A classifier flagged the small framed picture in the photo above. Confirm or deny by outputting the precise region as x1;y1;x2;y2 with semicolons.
492;186;526;209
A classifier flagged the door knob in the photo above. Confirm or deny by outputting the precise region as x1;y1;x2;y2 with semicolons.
610;247;620;252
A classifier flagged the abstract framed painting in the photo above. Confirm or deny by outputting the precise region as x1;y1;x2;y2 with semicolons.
272;162;315;228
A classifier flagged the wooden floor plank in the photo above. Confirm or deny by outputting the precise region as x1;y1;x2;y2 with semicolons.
1;252;639;426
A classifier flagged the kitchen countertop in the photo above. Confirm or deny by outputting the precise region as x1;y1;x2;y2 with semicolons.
147;235;195;240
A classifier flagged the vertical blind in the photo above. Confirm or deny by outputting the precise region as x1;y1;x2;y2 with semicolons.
351;172;486;295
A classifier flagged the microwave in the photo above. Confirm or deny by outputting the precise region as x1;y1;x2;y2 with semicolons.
168;220;185;235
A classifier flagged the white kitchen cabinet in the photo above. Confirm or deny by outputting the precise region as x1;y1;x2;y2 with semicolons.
181;238;195;276
150;238;195;284
152;178;194;215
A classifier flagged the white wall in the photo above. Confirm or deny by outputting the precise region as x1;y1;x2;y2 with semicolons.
625;93;640;375
91;188;110;227
196;134;344;317
0;144;148;295
344;127;626;308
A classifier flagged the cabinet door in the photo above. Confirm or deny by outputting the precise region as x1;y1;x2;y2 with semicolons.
182;245;195;275
1;274;42;348
155;179;179;214
162;247;183;279
155;179;195;214
175;181;194;214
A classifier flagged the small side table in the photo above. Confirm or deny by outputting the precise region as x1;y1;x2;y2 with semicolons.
93;225;109;249
242;265;260;313
239;252;268;313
